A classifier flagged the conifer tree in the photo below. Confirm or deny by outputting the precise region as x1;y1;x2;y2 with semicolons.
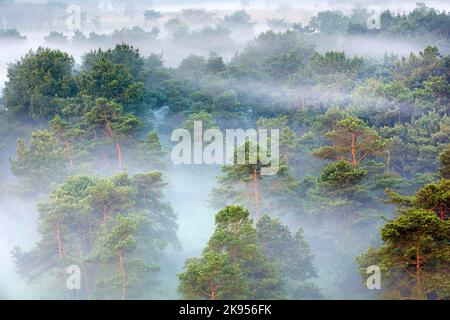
178;206;283;299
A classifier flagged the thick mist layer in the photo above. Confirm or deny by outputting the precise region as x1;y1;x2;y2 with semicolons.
0;0;449;300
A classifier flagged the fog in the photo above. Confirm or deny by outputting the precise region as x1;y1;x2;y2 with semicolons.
0;198;40;299
0;0;449;300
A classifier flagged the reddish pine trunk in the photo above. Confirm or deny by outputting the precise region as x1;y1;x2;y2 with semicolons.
115;141;124;170
56;222;64;259
118;250;126;300
351;133;357;166
105;121;124;170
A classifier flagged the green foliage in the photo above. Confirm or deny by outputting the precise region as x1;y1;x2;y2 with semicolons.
211;141;294;215
320;160;367;188
309;11;350;35
314;115;385;167
223;10;255;28
13;172;178;299
80;45;145;114
178;206;283;299
44;31;68;44
10;130;67;193
439;145;450;179
3;48;77;119
357;208;450;299
256;215;322;299
2;11;450;300
0;28;26;40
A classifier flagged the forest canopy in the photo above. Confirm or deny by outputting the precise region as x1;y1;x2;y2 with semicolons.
0;1;448;301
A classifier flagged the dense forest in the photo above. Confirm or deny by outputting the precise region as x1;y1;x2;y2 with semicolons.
0;1;449;300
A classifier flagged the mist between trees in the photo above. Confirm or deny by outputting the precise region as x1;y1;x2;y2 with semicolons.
0;1;449;300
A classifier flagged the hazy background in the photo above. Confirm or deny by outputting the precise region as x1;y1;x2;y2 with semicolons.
1;0;449;299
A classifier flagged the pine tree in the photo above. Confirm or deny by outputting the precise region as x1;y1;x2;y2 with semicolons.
357;208;450;299
314;116;385;167
10;130;67;194
178;206;283;299
13;172;178;299
256;215;322;299
136;131;166;170
439;144;450;179
84;98;142;170
211;142;295;217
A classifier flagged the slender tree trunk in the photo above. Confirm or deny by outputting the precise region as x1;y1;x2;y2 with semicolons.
56;222;64;259
253;167;260;217
439;207;445;221
64;140;73;166
56;221;67;299
210;280;216;300
231;246;238;264
105;121;124;170
77;241;90;299
115;141;124;170
118;250;126;300
415;245;423;299
386;150;391;174
351;133;357;167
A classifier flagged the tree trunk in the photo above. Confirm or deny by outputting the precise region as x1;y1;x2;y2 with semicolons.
118;250;126;300
351;133;357;167
105;121;124;170
253;167;260;217
64;140;73;166
415;245;423;299
231;246;238;264
386;149;391;174
210;279;217;300
116;141;124;170
439;207;445;221
56;222;64;259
